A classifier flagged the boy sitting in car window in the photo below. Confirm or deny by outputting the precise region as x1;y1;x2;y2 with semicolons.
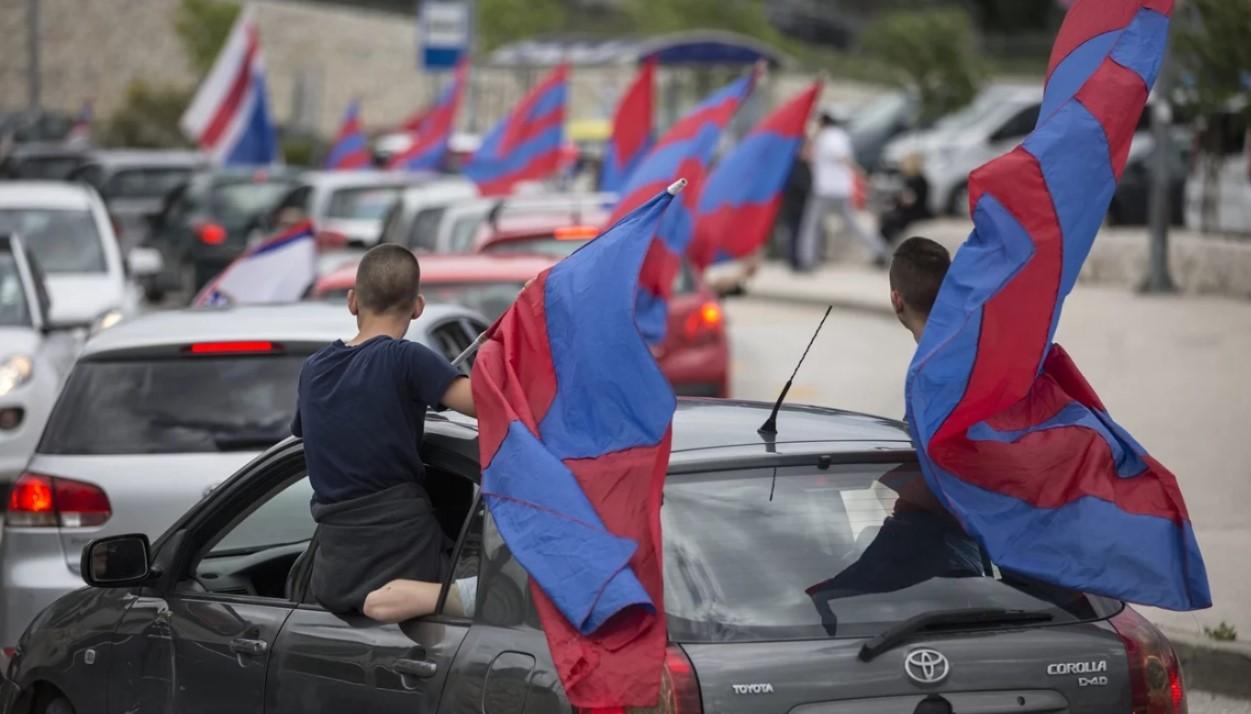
293;244;476;617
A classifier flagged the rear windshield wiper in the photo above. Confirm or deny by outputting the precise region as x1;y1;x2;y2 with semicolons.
859;607;1054;661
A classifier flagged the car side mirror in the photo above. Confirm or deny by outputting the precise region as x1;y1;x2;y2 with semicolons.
81;534;152;587
127;247;163;278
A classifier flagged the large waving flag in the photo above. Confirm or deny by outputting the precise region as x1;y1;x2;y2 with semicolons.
388;59;468;171
179;7;278;166
906;0;1210;611
606;71;755;341
463;64;568;195
324;101;371;170
598;59;655;192
689;81;820;270
193;222;317;307
471;183;683;708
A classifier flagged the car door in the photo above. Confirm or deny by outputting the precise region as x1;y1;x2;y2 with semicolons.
265;473;482;713
107;452;310;714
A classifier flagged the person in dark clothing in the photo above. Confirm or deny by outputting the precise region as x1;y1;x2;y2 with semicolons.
780;148;813;270
292;243;476;617
877;152;931;246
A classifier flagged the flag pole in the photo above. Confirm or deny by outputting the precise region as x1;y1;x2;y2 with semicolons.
451;178;689;369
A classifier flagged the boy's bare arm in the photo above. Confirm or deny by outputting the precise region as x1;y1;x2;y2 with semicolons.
441;377;476;417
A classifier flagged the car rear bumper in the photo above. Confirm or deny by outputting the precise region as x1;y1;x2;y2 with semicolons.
0;529;79;651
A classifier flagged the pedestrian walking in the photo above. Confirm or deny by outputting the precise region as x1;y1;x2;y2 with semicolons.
795;109;888;271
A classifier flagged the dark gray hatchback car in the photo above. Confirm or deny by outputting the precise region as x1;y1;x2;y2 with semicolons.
1;400;1187;714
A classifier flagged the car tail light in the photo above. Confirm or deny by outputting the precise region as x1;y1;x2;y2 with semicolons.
196;222;227;245
185;340;280;354
682;301;724;343
1111;606;1187;714
6;473;111;528
574;645;701;714
554;225;600;241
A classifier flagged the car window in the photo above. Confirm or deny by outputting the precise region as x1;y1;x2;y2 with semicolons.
448;214;484;252
480;236;585;259
211;180;297;224
105;167;195;199
325;186;403;220
207;476;315;557
662;463;1115;642
993;104;1042;143
39;354;307;455
476;510;539;628
0;208;106;273
0;251;32;327
424;282;524;322
70;164;106;191
409;206;446;251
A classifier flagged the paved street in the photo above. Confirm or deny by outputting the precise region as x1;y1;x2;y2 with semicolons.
725;278;1251;643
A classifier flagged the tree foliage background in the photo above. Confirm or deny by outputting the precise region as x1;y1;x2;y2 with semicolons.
860;8;984;124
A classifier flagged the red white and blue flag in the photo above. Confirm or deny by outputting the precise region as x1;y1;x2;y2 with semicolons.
179;7;278;166
324;100;371;170
471;183;683;708
605;71;756;341
689;81;820;270
907;0;1210;611
389;59;468;172
463;64;568;196
193;221;317;307
598;59;655;193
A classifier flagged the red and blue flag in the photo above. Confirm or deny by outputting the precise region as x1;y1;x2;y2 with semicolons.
598;59;655;192
463;64;569;196
324;100;371;170
605;70;756;341
907;0;1210;611
471;184;683;708
388;59;468;172
689;81;820;270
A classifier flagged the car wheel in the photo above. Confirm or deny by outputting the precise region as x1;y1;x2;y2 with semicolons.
45;696;74;714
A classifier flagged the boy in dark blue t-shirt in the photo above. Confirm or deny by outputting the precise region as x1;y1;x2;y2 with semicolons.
293;243;476;615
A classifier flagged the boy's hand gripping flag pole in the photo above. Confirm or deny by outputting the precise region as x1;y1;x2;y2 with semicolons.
907;0;1209;611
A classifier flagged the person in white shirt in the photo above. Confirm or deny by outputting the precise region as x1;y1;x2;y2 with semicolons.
795;109;888;270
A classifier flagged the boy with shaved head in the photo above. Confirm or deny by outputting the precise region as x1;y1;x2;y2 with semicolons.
293;243;475;616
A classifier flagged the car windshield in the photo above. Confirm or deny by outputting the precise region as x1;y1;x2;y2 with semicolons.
425;281;526;321
39;355;306;455
481;236;586;259
210;180;295;223
662;463;1114;642
0;208;105;273
107;167;194;199
0;251;31;327
326;186;403;220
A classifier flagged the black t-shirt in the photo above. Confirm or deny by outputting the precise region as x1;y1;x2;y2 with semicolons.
293;336;461;504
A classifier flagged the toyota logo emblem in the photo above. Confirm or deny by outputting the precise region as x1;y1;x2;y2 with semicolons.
904;649;950;685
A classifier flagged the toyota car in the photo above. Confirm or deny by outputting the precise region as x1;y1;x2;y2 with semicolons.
2;401;1186;714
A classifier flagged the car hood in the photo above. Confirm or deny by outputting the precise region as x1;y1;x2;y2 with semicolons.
0;326;41;356
43;274;122;325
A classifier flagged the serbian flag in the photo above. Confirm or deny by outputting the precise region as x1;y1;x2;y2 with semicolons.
324;101;371;170
193;221;317;307
389;59;468;171
605;70;756;341
471;183;683;708
463;64;568;196
598;60;655;192
907;0;1210;611
689;81;820;270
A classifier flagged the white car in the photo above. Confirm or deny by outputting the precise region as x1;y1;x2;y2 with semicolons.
0;182;143;328
879;85;1043;216
0;235;77;485
265;170;436;248
1184;144;1251;235
376;177;480;252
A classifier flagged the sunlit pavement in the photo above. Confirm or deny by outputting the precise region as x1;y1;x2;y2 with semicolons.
725;286;1251;645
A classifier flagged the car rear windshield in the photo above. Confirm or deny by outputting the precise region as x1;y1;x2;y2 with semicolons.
424;281;526;321
107;167;195;199
39;355;306;455
326;186;403;220
0;251;31;327
210;180;296;224
662;463;1116;642
0;208;105;273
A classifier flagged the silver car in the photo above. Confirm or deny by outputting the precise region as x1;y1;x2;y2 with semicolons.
0;301;486;651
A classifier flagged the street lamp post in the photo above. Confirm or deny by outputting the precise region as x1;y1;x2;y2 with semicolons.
1142;51;1177;294
27;0;41;112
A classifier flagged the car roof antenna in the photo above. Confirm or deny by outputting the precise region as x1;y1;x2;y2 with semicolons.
758;305;833;437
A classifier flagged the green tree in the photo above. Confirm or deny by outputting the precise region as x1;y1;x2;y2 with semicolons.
477;0;567;51
860;8;985;124
100;81;195;148
176;0;242;76
625;0;783;45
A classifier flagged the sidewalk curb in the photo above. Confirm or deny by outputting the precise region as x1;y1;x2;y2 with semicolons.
740;288;896;319
1162;627;1251;701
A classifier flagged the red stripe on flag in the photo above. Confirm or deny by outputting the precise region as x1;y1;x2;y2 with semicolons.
201;27;260;149
610;60;655;163
1075;61;1150;180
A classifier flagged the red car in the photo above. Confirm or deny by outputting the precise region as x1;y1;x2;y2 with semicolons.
313;233;730;397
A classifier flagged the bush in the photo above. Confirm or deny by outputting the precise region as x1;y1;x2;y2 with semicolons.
861;8;985;124
100;82;195;149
